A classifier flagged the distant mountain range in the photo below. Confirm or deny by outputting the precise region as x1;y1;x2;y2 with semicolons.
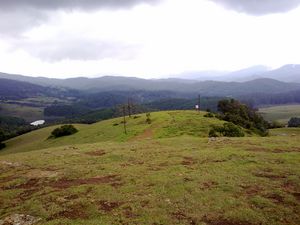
0;78;73;100
1;71;300;97
1;72;300;123
174;64;300;83
256;64;300;83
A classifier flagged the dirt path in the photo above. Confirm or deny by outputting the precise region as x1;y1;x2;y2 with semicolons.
130;127;154;142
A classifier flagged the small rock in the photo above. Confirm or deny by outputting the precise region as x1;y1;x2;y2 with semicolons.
0;161;21;167
0;214;41;225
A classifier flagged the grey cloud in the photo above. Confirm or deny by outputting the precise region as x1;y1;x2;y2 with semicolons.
210;0;300;15
0;0;161;10
0;10;48;37
15;38;140;62
0;0;161;36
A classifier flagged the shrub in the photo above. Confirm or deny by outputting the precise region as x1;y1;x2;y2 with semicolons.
0;130;6;150
204;112;215;118
0;142;5;150
217;99;268;136
146;113;152;124
222;122;245;137
288;117;300;127
49;125;78;138
270;121;284;129
209;128;219;137
209;123;244;137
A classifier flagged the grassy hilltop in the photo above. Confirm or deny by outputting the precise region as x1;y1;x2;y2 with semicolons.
0;110;299;225
2;111;224;155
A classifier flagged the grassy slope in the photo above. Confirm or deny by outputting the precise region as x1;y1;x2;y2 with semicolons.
0;111;299;225
2;111;223;155
259;104;300;124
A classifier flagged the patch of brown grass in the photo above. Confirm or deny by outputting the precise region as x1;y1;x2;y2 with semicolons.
51;175;122;189
98;200;124;212
85;150;106;156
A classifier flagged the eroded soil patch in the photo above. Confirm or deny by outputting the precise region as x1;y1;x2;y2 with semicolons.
98;200;124;212
240;184;264;196
4;175;122;191
182;157;197;166
247;147;300;153
85;150;106;156
123;206;138;219
11;178;41;189
264;193;285;204
200;181;218;190
48;204;88;220
203;217;254;225
292;193;300;201
253;172;286;179
172;211;196;225
51;175;122;189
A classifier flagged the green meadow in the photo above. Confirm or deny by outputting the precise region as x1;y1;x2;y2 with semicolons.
0;111;299;225
259;104;300;124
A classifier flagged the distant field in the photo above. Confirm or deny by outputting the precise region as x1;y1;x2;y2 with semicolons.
259;104;300;124
0;103;44;122
0;96;72;122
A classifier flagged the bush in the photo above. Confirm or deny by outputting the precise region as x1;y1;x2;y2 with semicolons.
0;142;5;150
209;122;244;137
0;130;6;150
217;99;268;136
146;113;152;124
204;112;215;118
49;125;78;138
270;121;284;129
209;129;219;137
222;122;245;137
288;117;300;127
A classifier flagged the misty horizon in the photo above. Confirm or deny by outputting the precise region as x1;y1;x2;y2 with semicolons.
1;64;299;81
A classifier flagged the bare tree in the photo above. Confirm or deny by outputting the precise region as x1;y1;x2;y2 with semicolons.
198;94;201;112
122;105;127;134
127;98;132;118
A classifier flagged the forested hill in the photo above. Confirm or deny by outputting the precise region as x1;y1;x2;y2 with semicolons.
1;72;300;96
0;78;50;100
0;78;77;100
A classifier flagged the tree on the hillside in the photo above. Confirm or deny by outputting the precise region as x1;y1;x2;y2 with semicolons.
122;105;127;134
0;129;6;150
128;98;132;117
217;99;269;136
146;113;152;124
288;117;300;127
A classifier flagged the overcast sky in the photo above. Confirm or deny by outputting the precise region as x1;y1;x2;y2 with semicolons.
0;0;300;78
